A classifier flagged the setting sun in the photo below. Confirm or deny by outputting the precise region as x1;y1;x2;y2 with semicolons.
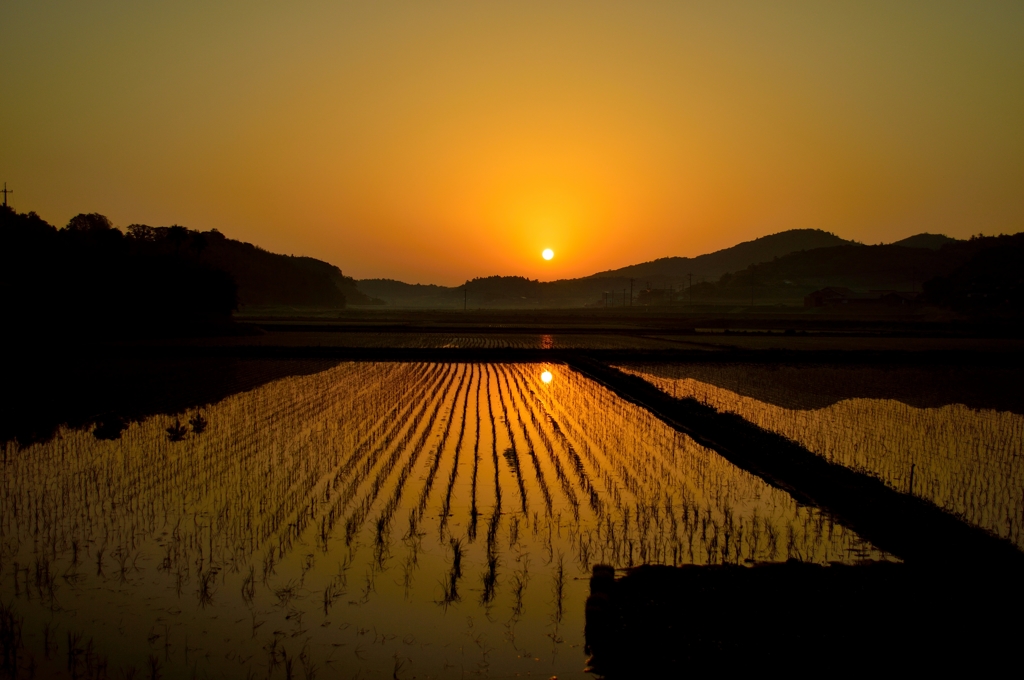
542;248;554;261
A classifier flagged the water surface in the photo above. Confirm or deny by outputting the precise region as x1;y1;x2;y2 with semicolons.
624;363;1024;549
1;362;884;678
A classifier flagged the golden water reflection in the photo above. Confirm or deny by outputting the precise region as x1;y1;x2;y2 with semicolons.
1;363;884;677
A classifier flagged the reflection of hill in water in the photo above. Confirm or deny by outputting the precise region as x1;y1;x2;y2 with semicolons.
2;357;341;445
631;363;1024;415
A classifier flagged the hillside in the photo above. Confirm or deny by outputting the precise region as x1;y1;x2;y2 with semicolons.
1;206;378;328
694;233;1019;306
589;229;854;282
357;229;955;309
356;279;460;308
891;233;956;250
183;229;376;308
118;222;377;309
0;208;237;329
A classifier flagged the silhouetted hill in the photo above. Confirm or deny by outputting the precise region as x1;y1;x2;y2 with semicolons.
357;279;459;307
357;229;968;308
1;206;380;333
891;233;956;250
589;229;854;282
718;243;950;293
696;233;1021;308
922;234;1024;314
135;226;377;308
1;207;237;331
360;229;860;308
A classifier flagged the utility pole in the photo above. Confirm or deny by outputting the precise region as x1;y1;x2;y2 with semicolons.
464;286;467;311
629;278;634;307
1;183;12;207
623;289;626;307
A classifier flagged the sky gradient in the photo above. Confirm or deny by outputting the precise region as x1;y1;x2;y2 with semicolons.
2;2;1022;285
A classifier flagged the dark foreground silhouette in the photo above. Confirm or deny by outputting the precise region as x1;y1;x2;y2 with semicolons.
1;207;238;331
585;561;1022;676
0;205;377;336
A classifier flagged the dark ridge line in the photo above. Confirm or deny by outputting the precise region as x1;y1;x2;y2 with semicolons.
88;344;1023;366
566;358;1024;568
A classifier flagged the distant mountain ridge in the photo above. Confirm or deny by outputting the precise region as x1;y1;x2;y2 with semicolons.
890;233;956;250
588;229;854;282
357;229;960;308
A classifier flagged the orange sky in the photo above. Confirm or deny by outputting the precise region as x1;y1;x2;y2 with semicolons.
2;2;1022;285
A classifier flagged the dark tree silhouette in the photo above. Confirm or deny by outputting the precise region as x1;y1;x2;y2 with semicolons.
1;206;238;334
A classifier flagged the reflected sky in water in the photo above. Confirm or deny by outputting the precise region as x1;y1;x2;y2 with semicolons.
1;362;884;678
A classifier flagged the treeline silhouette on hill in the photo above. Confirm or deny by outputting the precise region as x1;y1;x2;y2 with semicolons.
1;206;374;332
922;235;1024;313
701;233;1024;313
589;228;855;281
1;207;237;330
357;229;1021;313
184;227;375;308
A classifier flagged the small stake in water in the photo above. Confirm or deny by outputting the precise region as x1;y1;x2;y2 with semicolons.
909;463;916;495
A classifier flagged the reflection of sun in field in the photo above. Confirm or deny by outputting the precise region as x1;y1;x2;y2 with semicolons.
541;370;553;383
542;248;554;260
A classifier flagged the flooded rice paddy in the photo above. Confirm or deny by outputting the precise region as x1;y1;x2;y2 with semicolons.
0;362;885;678
623;363;1024;550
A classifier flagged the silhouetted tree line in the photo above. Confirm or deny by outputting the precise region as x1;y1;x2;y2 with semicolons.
1;206;237;331
681;233;1024;314
922;234;1024;314
186;229;369;308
